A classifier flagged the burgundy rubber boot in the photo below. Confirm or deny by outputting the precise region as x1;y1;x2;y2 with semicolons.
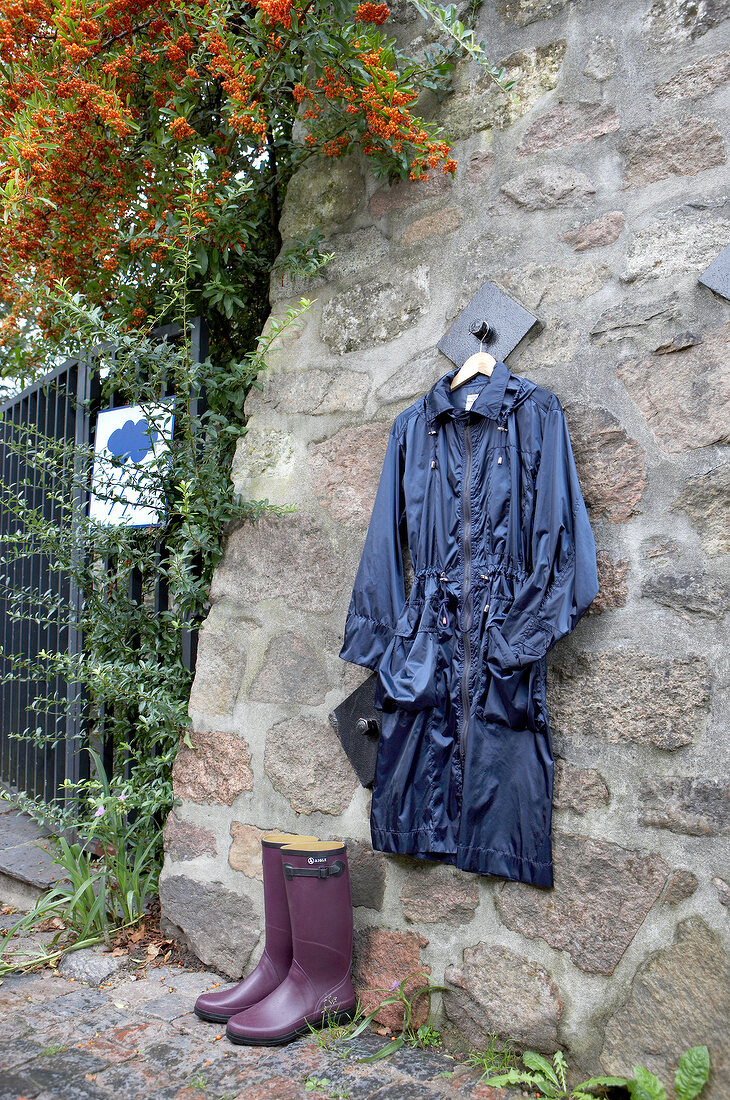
225;840;357;1045
194;832;318;1023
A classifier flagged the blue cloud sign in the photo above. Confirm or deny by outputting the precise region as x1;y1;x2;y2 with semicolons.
89;403;174;527
107;418;160;464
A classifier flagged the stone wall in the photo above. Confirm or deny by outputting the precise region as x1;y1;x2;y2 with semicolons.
160;1;730;1094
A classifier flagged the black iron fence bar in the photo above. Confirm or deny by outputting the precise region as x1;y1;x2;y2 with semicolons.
0;320;207;806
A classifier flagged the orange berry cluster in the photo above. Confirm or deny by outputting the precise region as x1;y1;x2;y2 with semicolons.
0;0;457;350
354;2;390;23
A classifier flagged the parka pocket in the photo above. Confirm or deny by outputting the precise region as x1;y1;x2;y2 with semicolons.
378;577;451;712
475;578;546;734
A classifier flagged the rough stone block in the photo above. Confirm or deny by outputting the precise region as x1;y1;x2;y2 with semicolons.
437;41;566;138
662;869;698;905
563;404;647;522
583;35;618;81
309;423;390;528
655;49;730;98
617;325;730;452
264;716;358;815
499;262;609;311
501;166;596;210
639;777;730;836
496;833;669;975
228;822;267;879
622;115;725;189
58;947;127;987
641;571;730;620
400;863;479;924
369;172;452;220
211;513;345;614
444;942;563;1052
172;728;253;806
159;876;260;979
643;0;730;53
262;368;370;416
162;812;217;863
464;150;495;184
588;552;629;615
673;465;730;556
320;266;430;355
553;760;610;813
249;633;328;705
559;211;625;251
518;103;620;155
188;605;248;718
713;877;730;908
548;649;710;751
352;927;431;1029
590;295;687;348
278;154;363;240
601;918;730;1099
622;215;730;284
509;317;579;371
345;837;387;910
498;0;570;26
400;206;463;245
375;350;450;407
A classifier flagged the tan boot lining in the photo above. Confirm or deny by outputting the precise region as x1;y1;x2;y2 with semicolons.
279;840;345;853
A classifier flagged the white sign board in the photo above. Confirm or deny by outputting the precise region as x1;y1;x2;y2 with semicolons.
89;403;174;527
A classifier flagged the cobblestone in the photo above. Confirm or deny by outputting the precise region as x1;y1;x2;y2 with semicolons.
0;927;516;1100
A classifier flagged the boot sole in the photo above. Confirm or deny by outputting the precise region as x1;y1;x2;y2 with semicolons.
194;1006;238;1024
226;1005;357;1047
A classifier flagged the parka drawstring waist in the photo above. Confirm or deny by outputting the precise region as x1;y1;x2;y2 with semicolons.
438;572;450;628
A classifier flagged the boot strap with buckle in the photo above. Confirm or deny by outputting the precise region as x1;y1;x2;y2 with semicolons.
282;860;345;880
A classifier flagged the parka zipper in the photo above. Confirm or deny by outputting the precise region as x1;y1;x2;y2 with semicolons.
460;419;474;764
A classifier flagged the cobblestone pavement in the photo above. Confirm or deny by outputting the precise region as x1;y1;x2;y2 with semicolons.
0;952;516;1100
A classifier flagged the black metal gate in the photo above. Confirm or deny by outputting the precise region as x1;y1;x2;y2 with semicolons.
0;320;205;805
0;356;87;803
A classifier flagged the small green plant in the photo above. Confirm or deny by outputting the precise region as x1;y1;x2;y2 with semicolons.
465;1030;517;1078
408;1022;442;1049
188;1073;208;1091
0;749;159;975
40;1041;67;1056
306;995;365;1055
626;1046;710;1100
303;1077;349;1098
483;1049;627;1099
342;973;448;1063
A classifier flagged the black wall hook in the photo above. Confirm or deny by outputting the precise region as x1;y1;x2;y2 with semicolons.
469;319;492;343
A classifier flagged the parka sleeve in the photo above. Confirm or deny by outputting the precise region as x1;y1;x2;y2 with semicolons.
487;399;599;671
339;420;407;672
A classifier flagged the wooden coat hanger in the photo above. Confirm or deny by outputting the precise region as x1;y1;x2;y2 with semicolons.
450;321;497;390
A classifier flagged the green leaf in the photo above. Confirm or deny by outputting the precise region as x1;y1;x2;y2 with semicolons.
482;1069;536;1087
357;1035;405;1063
523;1051;560;1087
629;1065;667;1100
675;1046;710;1100
575;1075;630;1092
194;243;208;275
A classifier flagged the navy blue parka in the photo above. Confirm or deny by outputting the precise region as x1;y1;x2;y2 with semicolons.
339;361;599;888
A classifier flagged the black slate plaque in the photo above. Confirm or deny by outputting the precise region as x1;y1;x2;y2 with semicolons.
437;280;539;366
699;244;730;302
328;674;380;788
